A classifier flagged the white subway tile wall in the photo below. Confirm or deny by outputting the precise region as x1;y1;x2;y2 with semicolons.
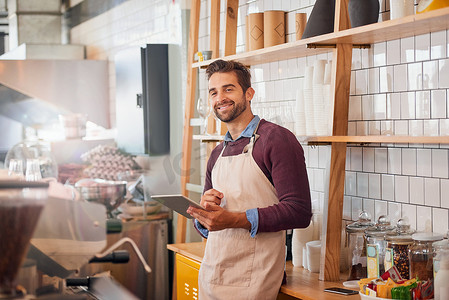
72;0;449;234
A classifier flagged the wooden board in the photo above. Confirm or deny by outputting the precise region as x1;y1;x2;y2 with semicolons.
224;0;239;56
178;0;201;243
319;0;352;279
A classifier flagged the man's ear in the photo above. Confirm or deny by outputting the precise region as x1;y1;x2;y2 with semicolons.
245;87;255;102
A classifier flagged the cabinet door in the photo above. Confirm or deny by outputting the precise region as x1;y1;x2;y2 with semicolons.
176;254;200;300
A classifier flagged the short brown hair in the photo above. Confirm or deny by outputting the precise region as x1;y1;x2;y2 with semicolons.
206;59;251;93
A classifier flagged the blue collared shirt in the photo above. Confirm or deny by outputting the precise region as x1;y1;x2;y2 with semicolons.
195;115;260;238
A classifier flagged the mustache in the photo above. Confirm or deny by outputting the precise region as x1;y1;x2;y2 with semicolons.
214;100;234;110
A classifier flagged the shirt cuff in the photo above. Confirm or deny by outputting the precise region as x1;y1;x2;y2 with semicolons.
194;219;209;239
246;208;259;238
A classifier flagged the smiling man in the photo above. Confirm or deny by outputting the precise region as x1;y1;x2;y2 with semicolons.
187;59;312;300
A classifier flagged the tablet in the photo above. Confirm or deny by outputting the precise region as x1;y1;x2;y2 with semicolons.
150;194;205;219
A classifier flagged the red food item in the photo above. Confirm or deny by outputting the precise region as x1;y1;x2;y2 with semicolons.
381;265;404;282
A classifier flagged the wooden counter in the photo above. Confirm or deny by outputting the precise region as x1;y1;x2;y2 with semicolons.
167;242;359;300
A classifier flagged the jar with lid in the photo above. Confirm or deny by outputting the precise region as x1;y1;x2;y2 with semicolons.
384;219;415;279
364;215;395;278
345;211;375;280
409;232;444;281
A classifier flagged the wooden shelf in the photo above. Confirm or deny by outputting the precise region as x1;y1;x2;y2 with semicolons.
304;135;449;144
167;242;359;300
192;7;449;68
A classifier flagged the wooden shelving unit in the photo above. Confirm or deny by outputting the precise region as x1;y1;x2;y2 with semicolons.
179;0;449;286
192;7;449;68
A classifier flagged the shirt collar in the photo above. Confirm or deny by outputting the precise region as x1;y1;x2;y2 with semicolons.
224;115;260;142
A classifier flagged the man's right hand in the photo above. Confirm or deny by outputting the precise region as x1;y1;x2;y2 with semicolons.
200;188;223;208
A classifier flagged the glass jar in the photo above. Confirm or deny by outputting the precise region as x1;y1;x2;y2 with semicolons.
364;215;395;278
384;219;415;279
409;232;444;281
346;211;375;280
4;138;58;179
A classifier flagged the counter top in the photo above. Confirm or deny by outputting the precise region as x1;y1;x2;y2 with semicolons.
167;242;359;300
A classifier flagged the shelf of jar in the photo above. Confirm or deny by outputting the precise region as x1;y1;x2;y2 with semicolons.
192;7;449;69
302;135;449;144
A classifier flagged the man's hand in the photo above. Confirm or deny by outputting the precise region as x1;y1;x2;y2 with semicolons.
199;188;223;207
187;189;251;232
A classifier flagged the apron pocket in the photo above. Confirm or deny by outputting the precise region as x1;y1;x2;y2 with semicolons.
206;229;256;287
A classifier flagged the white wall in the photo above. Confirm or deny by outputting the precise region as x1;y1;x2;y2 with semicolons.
197;0;449;235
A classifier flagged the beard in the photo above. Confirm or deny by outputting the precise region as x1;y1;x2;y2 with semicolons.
213;96;248;123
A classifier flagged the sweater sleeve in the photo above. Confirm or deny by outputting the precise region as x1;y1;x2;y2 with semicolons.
256;127;312;233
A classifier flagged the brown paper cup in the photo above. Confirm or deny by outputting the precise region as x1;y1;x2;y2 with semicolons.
296;13;307;40
247;13;264;51
264;10;285;47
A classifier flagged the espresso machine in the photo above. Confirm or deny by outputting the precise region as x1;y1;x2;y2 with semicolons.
0;179;147;300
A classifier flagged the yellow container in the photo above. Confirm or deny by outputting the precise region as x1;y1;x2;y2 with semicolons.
176;254;201;300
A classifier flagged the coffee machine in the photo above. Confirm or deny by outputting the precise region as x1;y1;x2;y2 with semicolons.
0;180;145;299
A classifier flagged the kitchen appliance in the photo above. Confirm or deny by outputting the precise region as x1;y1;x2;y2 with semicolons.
0;179;48;298
74;178;127;217
114;44;170;155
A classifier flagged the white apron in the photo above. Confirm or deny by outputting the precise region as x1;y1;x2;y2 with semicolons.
198;125;286;300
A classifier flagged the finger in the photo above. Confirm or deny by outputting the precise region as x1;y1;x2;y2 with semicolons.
204;189;224;199
204;202;221;211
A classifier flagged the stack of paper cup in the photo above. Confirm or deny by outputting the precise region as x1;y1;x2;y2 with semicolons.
306;240;321;273
303;66;315;135
323;61;333;136
291;220;314;267
295;87;306;136
312;60;327;136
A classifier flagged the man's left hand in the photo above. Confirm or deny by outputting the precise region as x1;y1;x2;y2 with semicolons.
187;203;251;232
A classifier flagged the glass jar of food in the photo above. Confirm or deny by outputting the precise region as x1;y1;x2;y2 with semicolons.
364;215;395;278
409;232;444;281
346;211;375;280
384;219;415;279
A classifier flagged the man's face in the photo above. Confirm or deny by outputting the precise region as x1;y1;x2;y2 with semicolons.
208;71;250;123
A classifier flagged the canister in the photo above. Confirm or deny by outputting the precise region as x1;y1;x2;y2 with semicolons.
409;232;444;281
345;211;375;280
384;219;415;279
364;215;395;278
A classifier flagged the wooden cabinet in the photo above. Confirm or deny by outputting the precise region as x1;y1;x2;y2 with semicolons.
178;0;449;282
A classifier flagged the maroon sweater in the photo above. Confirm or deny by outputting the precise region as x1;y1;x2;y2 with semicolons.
204;119;312;233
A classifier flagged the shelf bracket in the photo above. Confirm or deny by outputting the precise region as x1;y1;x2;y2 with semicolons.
307;43;371;49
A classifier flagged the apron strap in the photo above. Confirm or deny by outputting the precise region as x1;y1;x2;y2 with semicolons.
243;120;262;154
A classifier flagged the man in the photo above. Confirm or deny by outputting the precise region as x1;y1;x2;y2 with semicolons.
187;59;312;300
